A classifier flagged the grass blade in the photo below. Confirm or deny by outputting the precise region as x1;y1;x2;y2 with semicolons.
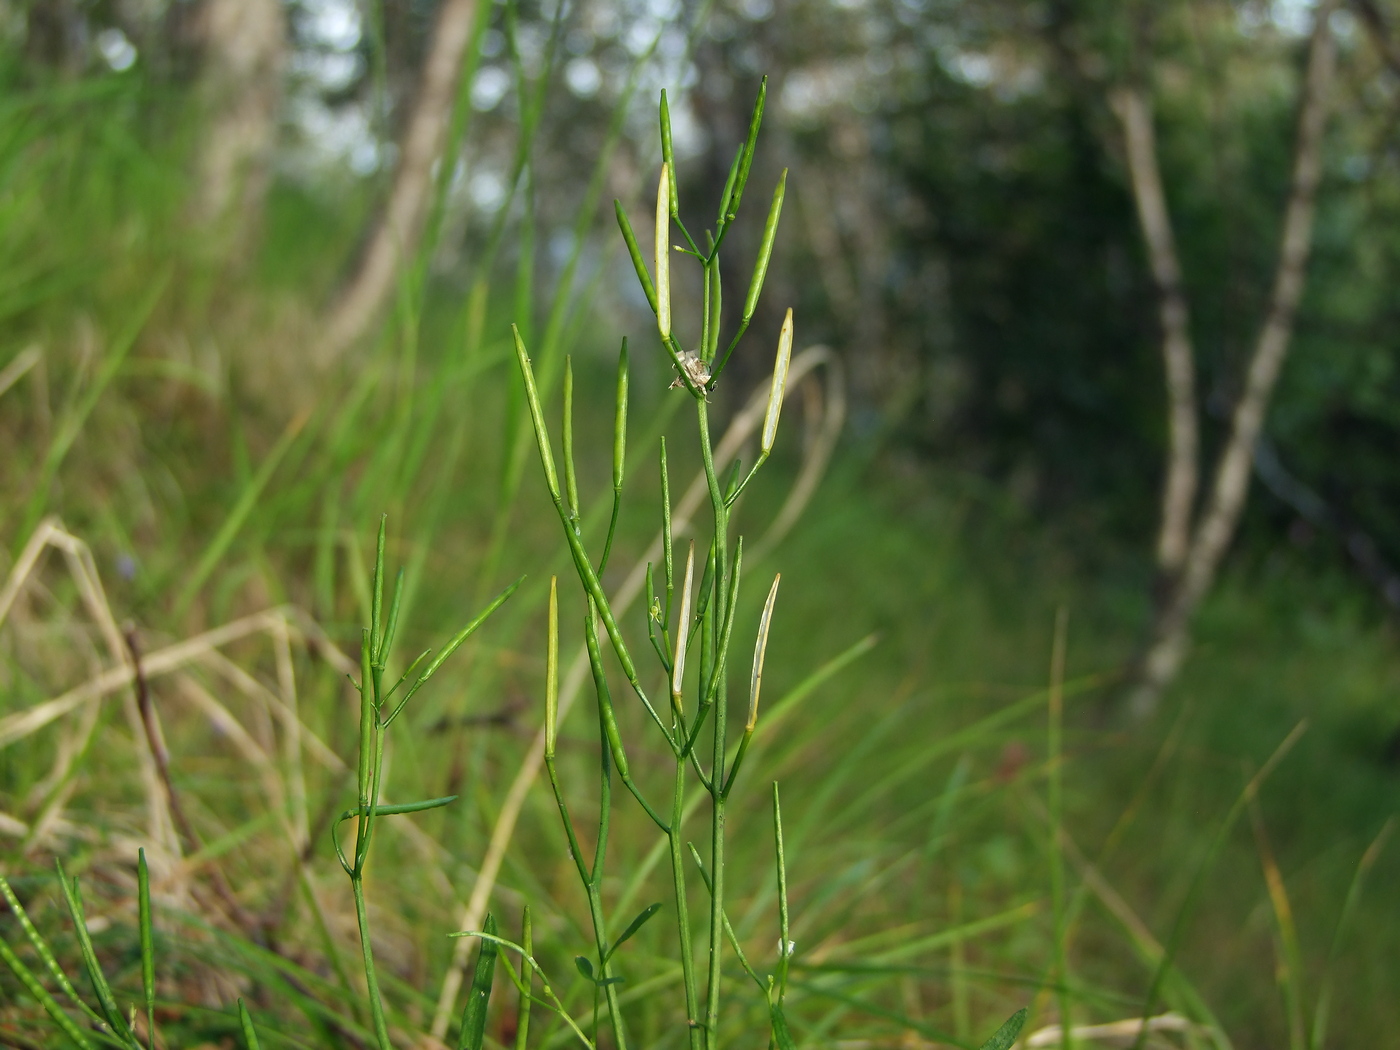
0;933;97;1050
237;998;262;1050
54;862;128;1040
138;849;155;1050
175;407;311;616
0;875;105;1029
456;914;499;1050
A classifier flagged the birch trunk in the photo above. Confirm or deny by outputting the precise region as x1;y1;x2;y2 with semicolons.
1114;86;1200;580
1130;6;1337;718
318;0;481;363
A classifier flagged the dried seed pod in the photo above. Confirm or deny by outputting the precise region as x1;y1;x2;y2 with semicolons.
761;309;794;455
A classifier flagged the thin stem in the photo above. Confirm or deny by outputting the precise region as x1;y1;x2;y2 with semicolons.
353;878;392;1050
668;761;704;1050
546;759;592;887
1049;608;1072;1049
696;400;729;1050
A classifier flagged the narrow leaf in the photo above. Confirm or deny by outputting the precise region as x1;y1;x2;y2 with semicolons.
978;1007;1028;1050
342;795;458;819
770;1002;797;1050
606;903;662;961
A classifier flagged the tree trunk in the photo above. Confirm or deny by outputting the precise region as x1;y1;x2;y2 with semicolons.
192;0;287;241
1113;86;1200;581
1129;5;1337;718
317;0;481;363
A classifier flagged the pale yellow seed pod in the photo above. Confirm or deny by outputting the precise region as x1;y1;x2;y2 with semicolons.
656;163;672;339
748;574;781;731
761;309;793;455
671;540;695;711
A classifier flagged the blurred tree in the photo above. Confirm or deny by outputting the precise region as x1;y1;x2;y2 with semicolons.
1124;2;1338;716
191;0;288;247
319;0;484;361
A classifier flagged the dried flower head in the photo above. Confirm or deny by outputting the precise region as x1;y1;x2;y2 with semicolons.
670;350;711;392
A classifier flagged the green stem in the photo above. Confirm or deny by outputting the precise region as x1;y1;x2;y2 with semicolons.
353;877;392;1050
590;689;629;1050
669;760;704;1050
696;401;729;1050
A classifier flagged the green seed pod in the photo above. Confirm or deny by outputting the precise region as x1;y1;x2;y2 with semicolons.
744;170;787;322
585;604;630;779
512;325;561;504
615;200;658;314
660;90;678;219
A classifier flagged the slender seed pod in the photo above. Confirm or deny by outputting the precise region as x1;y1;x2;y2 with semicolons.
717;145;742;227
761;309;794;455
615;200;658;314
748;575;781;731
728;76;768;218
706;538;744;703
660;90;678;219
671;540;696;712
706;250;723;364
655;164;671;338
585;603;630;779
358;629;373;801
613;340;629;492
379;569;405;669
512;325;561;503
545;577;558;760
743;170;787;322
660;437;674;611
371;516;386;658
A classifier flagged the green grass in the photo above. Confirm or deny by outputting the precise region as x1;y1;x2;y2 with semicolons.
0;40;1396;1050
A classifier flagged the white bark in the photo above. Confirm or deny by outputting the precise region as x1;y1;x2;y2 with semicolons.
1114;86;1199;579
318;0;481;363
1131;6;1337;717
